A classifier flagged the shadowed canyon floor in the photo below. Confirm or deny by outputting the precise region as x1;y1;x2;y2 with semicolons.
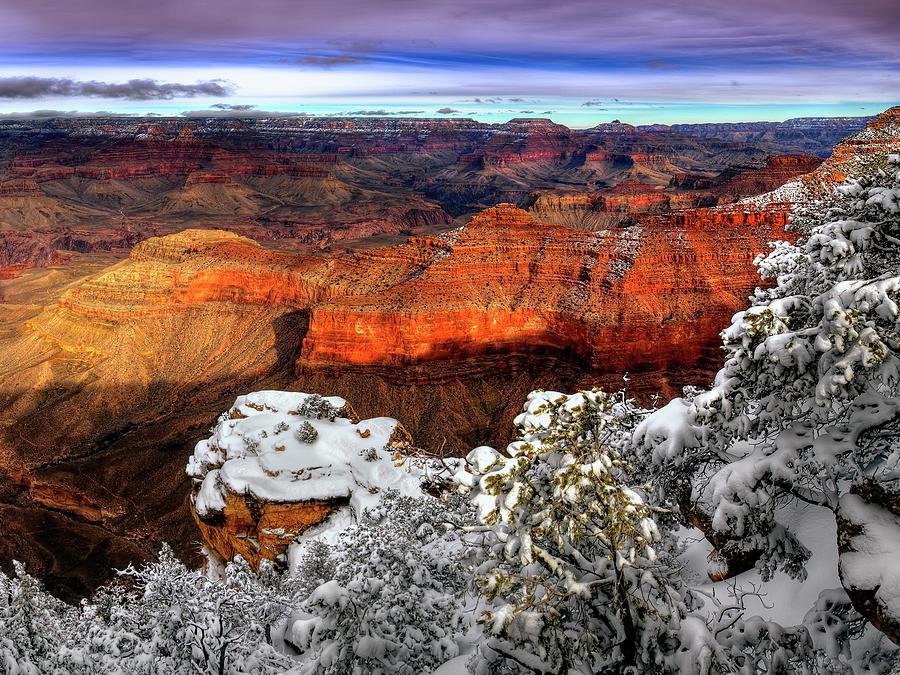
0;110;892;600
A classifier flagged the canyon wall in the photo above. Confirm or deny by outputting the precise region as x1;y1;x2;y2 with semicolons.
0;108;892;599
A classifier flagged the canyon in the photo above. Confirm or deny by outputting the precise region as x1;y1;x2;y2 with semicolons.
0;110;889;600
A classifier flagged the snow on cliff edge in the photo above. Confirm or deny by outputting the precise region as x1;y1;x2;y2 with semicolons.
186;390;427;518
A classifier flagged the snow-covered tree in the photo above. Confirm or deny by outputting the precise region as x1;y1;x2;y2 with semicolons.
288;490;475;674
633;155;900;632
458;390;666;673
458;389;827;674
0;561;76;674
0;547;296;674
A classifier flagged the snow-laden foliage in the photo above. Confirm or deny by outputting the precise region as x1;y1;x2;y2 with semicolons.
288;490;475;674
460;390;669;673
802;589;899;675
633;156;900;628
456;390;828;674
1;547;292;674
0;492;474;674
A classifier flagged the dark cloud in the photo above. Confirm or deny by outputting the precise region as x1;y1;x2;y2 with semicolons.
581;100;605;107
508;97;526;102
0;77;231;100
6;0;897;62
0;109;140;119
541;110;555;114
0;1;897;105
436;107;459;114
210;103;256;111
6;0;898;74
645;59;679;70
519;110;535;113
279;53;369;67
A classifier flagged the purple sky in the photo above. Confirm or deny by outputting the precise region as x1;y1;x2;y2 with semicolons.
0;0;896;120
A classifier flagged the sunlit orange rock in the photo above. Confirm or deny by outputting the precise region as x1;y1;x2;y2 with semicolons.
194;490;345;569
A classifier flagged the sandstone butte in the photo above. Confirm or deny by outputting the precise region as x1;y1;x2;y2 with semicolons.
4;197;792;526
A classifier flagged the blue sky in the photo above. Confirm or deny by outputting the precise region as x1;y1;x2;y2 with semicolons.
0;0;896;124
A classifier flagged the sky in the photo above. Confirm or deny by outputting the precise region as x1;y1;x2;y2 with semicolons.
0;0;897;126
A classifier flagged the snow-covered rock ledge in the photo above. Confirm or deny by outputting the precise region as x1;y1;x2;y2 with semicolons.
186;390;435;567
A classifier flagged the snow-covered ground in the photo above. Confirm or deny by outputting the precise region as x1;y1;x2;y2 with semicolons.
680;501;838;626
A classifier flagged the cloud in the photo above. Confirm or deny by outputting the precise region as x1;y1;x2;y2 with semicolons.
581;100;606;107
436;107;459;114
461;97;504;103
0;77;231;100
279;53;369;67
519;110;534;113
541;110;555;114
179;108;309;118
645;59;679;70
210;103;256;111
0;109;140;119
3;0;900;109
345;109;424;115
301;54;368;66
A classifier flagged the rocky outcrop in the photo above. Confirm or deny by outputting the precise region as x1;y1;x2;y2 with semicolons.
711;155;823;200
195;492;344;569
745;107;900;205
186;391;417;568
0;114;867;268
651;116;872;157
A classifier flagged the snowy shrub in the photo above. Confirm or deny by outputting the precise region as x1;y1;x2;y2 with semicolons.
243;436;262;455
0;547;295;674
295;394;339;422
460;390;686;672
295;421;318;444
0;561;77;674
288;490;475;674
358;446;379;462
459;389;828;674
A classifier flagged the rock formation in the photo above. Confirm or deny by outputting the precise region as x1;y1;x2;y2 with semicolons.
0;114;863;268
0;108;889;599
186;391;420;568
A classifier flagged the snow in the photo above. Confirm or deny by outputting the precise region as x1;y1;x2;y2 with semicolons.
680;498;840;626
187;390;426;517
838;493;900;621
430;654;469;674
740;179;809;208
633;396;700;463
